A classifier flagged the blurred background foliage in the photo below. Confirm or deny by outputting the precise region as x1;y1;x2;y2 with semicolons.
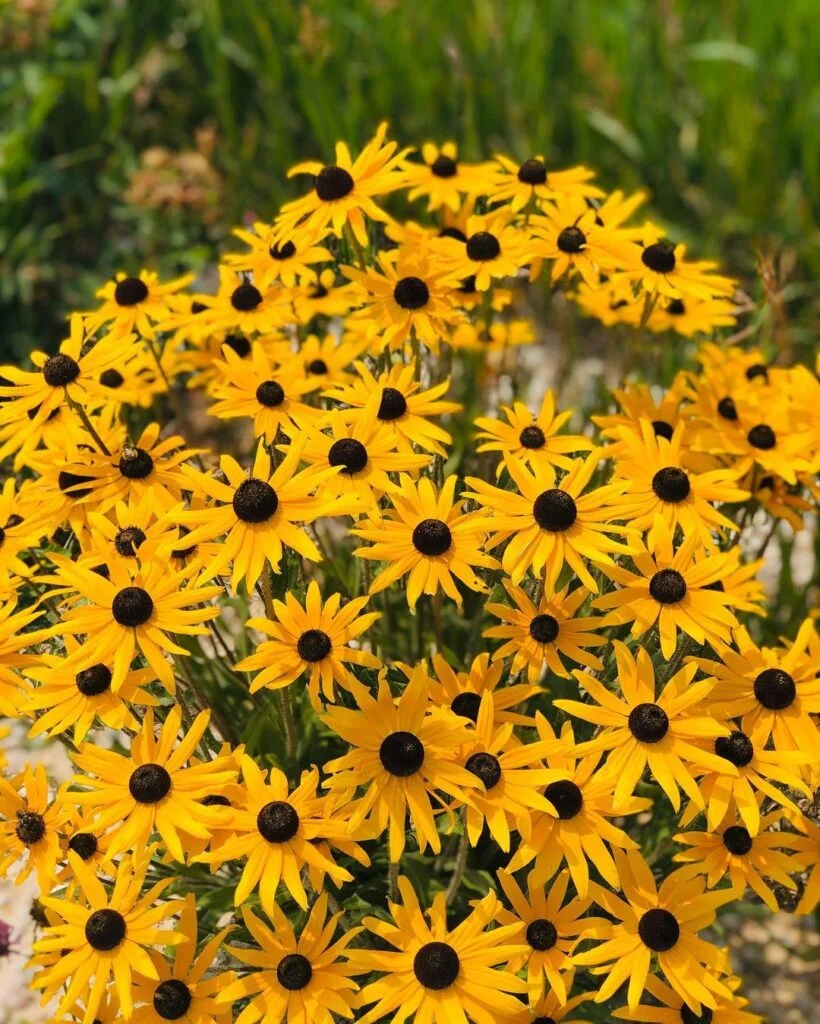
1;0;819;360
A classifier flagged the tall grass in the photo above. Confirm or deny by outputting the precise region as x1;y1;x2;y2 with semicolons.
1;0;818;357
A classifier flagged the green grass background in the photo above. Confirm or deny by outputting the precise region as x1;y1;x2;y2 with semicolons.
1;0;818;359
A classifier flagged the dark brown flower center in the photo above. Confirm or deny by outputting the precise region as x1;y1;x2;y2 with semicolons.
450;692;481;723
114;277;149;306
378;387;407;420
529;614;559;644
649;569;687;604
43;354;80;388
544;780;583;819
379;731;425;777
129;763;171;803
233;479;279;523
638;908;680;951
16;811;45;845
557;226;586;254
328;437;368;474
153;979;192;1020
112;586;154;626
76;664;112;697
256;380;285;407
533;489;577;531
714;730;754;767
519;425;546;449
68;832;98;860
518;158;547;185
466;231;501;262
717;396;737;421
118;446;154;480
85;909;126;951
269;240;296;261
747;424;776;450
723;825;753;856
526;918;558;951
315;165;354;200
100;369;124;389
628;703;669;743
393;276;430;310
413;941;460;989
257;801;300;843
412;518;452;556
652;467;690;503
464;751;502;790
231;283;263;311
430;155;457;178
114;526;146;557
641;242;676;274
753;668;796;710
277;952;313;991
296;629;332;663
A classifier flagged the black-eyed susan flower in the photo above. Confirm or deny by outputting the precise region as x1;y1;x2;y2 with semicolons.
224;220;332;289
195;754;363;913
611;421;749;548
50;557;221;694
464;451;633;592
529;195;635;286
82;493;182;574
491;154;603;210
649;294;739;337
236;580;381;708
82;269;194;338
0;597;52;718
57;421;198;515
177;440;352;591
208;342;320;442
680;729;811;835
673;809;803;912
506;969;593;1024
591;379;691;457
296;332;367;391
293;404;431;508
403;141;497;212
622;227;736;301
277;122;408;246
131;893;235;1024
695;619;820;758
23;633;158;743
322;667;480;861
0;763;68;890
32;850;183;1024
556;642;734;812
324;360;460;457
68;707;237;861
449;317;536;352
507;718;651;897
575;850;738;1013
691;544;765;615
458;692;565;851
474;391;595;475
352;878;528;1024
353;473;497;611
293;268;364;322
191;267;295;337
0;314;124;425
439;208;532;291
0;478;58;588
218;894;362;1024
592;523;741;660
612;972;762;1024
494;868;603;1004
419;651;540;727
484;578;607;682
343;248;463;352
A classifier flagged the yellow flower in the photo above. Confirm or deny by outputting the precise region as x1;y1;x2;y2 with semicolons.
190;267;294;336
648;294;739;337
32;850;183;1024
438;208;533;291
612;973;763;1024
0;763;68;890
236;580;381;707
353;473;497;611
322;667;480;861
0;596;53;718
491;154;604;211
403;141;498;212
621;227;736;301
224;220;332;288
789;814;820;915
82;269;194;338
417;650;540;727
293;332;368;391
351;877;528;1024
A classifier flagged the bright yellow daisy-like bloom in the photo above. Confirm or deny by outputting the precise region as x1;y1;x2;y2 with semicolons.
449;316;536;352
324;359;460;457
672;809;803;913
495;868;603;1004
23;633;158;743
592;523;741;660
322;668;480;862
507;718;651;897
343;248;464;353
293;403;431;508
694;619;820;758
457;692;564;851
575;850;738;1013
81;493;182;573
503;968;593;1024
788;814;820;915
680;728;811;835
293;268;364;323
236;579;381;708
0;314;123;426
402;141;497;212
208;342;320;443
474;390;595;475
0;763;68;890
353;473;497;611
57;421;198;516
622;226;737;301
484;578;607;682
648;294;739;337
195;754;364;913
529;194;635;286
218;894;362;1024
491;154;603;210
82;269;194;338
68;707;237;861
224;220;332;288
556;642;734;812
438;208;533;291
131;893;235;1024
294;332;367;391
611;421;749;548
0;597;53;717
352;877;528;1024
190;267;294;337
177;440;351;591
417;651;540;727
32;850;183;1024
277;121;408;246
464;451;633;592
591;379;691;457
50;556;221;694
0;477;58;587
612;973;762;1024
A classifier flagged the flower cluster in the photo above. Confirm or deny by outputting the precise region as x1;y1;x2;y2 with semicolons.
0;124;818;1024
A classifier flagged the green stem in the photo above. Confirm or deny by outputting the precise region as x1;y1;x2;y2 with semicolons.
343;222;368;271
444;824;469;905
67;396;111;456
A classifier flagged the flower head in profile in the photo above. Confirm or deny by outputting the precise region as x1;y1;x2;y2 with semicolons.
352;878;528;1024
236;580;381;708
32;850;182;1024
322;667;480;861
